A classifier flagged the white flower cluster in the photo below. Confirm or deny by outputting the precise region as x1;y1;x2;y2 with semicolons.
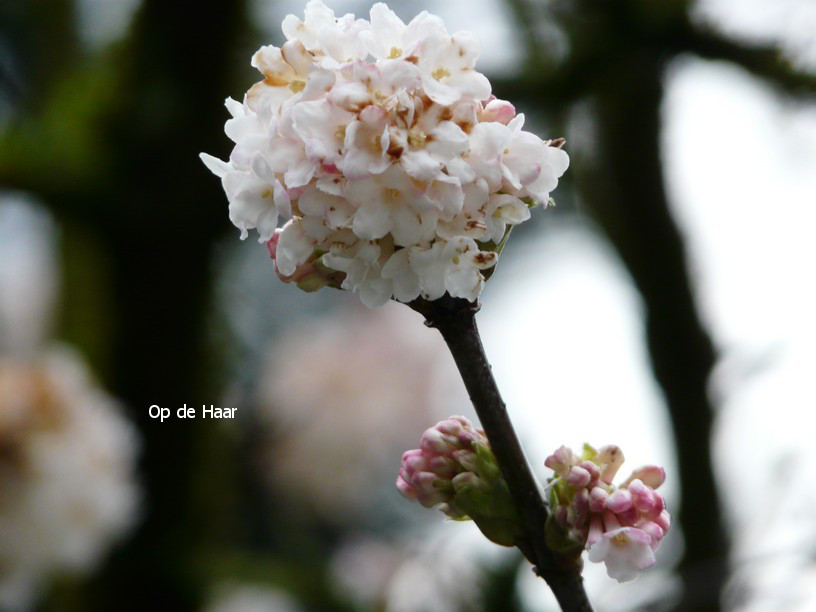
0;350;140;610
201;1;569;307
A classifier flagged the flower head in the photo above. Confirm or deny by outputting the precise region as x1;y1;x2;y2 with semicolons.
544;443;670;583
201;1;569;306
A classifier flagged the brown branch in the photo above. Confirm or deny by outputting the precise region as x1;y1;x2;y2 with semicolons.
409;295;593;612
683;25;816;98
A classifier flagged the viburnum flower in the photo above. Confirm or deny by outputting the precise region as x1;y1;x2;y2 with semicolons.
397;416;521;547
201;1;569;307
544;444;671;583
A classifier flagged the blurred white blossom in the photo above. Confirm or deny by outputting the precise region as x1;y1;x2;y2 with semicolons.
202;1;568;306
257;302;466;520
0;349;140;610
0;195;140;610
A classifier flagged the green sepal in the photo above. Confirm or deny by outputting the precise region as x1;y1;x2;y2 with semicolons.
452;477;522;547
544;515;585;562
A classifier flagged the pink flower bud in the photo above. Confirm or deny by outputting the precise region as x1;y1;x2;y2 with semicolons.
628;479;658;515
589;486;609;513
479;99;516;124
401;449;428;476
428;455;458;479
419;428;456;454
396;476;417;500
598;445;625;484
545;445;578;478
655;510;671;533
606;488;633;513
436;416;467;436
567;465;592;488
638;520;665;550
615;506;640;527
579;460;601;484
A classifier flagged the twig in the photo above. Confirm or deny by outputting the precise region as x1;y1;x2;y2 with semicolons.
408;295;593;612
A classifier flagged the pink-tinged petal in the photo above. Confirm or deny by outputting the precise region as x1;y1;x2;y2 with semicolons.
292;99;352;164
623;465;666;490
588;527;656;582
470;122;512;160
284;159;316;188
342;120;391;178
301;67;336;101
364;3;406;57
427;121;469;158
445;70;491;102
275;220;315;276
425;175;464;217
273;180;292;219
420;73;461;106
409;244;446;300
390;206;423;247
525;148;569;201
317;175;345;196
380;59;422;90
352;201;391;240
401;150;443;181
328;82;371;112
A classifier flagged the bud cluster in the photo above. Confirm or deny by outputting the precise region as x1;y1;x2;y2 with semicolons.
396;416;520;546
545;444;670;582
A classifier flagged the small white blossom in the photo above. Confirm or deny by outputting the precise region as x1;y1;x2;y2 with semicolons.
587;527;656;582
202;0;569;306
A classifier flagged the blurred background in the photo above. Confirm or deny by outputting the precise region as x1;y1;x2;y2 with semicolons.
1;0;815;610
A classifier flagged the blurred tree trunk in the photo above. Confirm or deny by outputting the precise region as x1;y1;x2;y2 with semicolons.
2;0;248;608
501;1;728;609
